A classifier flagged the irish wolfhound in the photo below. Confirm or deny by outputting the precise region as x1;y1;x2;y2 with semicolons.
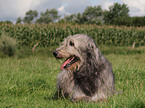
53;34;115;102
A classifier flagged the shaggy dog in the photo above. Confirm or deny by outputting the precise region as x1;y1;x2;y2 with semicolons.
53;34;115;102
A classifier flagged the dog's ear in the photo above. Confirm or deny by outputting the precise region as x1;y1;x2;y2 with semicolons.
87;42;99;61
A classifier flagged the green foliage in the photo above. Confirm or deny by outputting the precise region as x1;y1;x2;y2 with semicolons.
104;3;129;24
36;8;60;24
16;17;22;24
0;21;13;24
23;10;38;24
0;24;145;47
83;5;104;24
63;14;77;23
106;15;145;27
132;16;145;27
15;3;145;26
75;13;87;24
60;6;104;25
0;33;17;57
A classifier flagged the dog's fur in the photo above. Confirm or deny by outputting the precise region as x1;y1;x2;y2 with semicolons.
53;34;115;102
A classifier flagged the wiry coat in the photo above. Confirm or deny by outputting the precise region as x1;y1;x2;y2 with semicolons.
53;34;115;102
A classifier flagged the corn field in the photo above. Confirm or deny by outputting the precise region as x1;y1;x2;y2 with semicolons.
0;23;145;47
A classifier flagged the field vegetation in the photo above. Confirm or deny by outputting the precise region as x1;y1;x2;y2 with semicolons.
0;46;145;107
0;24;145;47
0;24;145;107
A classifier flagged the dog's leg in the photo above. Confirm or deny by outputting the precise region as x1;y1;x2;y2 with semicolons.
53;90;60;99
70;85;91;102
55;70;74;99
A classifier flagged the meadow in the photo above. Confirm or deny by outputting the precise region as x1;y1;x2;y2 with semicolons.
0;24;145;107
0;46;145;108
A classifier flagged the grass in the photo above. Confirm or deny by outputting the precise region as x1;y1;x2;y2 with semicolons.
0;46;145;108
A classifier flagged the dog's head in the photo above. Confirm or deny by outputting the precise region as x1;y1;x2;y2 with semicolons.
53;34;99;71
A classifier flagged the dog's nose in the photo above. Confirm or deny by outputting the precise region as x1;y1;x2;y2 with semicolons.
53;51;58;57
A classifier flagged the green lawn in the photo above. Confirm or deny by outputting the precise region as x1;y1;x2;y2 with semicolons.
0;46;145;108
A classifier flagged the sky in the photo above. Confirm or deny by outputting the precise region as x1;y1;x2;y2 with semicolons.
0;0;145;22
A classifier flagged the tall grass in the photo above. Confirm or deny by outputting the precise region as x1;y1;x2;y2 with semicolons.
0;24;145;47
0;23;144;107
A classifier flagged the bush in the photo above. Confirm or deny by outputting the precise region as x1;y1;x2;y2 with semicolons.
0;33;17;57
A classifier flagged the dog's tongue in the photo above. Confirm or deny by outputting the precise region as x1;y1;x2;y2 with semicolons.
61;57;74;70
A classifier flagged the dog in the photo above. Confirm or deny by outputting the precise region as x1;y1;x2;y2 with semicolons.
53;34;115;102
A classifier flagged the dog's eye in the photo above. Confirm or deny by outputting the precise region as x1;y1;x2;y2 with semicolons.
69;41;74;46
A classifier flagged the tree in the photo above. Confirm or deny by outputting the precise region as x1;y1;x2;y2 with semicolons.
23;10;38;23
36;8;60;24
61;6;104;24
0;20;12;24
133;16;145;27
16;17;22;24
75;13;87;24
83;6;104;24
58;14;77;24
64;14;76;22
104;3;129;25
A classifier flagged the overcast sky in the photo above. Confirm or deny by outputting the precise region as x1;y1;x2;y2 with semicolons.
0;0;145;22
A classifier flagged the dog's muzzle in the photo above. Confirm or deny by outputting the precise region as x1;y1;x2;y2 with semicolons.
53;51;80;70
53;51;58;57
53;51;63;59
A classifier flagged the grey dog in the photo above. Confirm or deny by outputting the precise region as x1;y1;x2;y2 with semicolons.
53;34;115;102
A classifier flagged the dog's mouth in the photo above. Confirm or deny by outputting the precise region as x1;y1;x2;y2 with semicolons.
61;56;80;70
